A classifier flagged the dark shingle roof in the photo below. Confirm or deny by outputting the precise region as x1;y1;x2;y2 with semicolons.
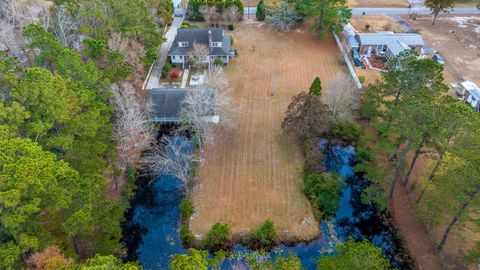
148;88;186;118
169;28;231;56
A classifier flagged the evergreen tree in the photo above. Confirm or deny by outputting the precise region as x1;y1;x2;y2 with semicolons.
309;76;322;96
256;0;266;21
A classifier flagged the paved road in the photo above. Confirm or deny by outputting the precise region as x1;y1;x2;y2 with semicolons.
144;16;184;90
244;7;480;15
351;7;480;15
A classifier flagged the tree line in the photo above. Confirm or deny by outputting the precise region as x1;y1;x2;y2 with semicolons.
357;50;480;265
0;0;165;268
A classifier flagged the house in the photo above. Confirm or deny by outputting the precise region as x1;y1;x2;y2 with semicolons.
169;28;232;67
148;88;187;123
460;81;480;112
355;32;425;59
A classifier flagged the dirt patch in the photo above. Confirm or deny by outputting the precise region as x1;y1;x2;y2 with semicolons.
189;20;344;242
405;15;480;85
350;15;405;33
348;0;408;7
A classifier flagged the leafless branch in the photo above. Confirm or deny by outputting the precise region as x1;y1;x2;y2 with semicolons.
188;41;209;68
322;72;359;124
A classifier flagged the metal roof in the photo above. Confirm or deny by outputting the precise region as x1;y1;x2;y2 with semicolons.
357;32;425;46
148;88;187;121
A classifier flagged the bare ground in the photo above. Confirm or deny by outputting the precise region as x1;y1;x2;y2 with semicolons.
189;21;344;242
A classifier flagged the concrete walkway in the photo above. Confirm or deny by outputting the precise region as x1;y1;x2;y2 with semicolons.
144;17;184;90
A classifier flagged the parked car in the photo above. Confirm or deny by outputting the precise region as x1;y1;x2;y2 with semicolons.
351;50;362;67
432;54;445;65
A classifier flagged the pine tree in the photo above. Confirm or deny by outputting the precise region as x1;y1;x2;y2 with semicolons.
309;76;322;96
256;0;266;21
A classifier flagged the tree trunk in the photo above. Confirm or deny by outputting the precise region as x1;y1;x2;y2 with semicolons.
389;147;409;200
432;10;439;25
318;0;327;31
404;137;425;184
437;186;480;250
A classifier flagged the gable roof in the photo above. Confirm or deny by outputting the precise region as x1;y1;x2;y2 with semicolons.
169;28;230;56
357;32;425;47
387;40;411;56
148;88;186;118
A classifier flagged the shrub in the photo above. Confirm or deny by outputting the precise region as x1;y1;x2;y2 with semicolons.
161;63;172;78
304;173;343;216
227;24;235;31
180;224;194;244
214;58;223;65
364;24;370;31
230;35;234;45
309;76;322;96
180;199;194;220
168;69;181;79
201;223;232;250
329;121;363;144
358;75;366;84
250;220;277;248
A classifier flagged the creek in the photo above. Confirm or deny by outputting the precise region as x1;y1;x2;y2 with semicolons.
122;138;413;269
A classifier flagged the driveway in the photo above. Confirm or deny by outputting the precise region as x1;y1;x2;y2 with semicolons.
144;16;184;90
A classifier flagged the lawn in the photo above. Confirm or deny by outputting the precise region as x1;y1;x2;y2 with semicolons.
242;0;409;7
189;21;344;242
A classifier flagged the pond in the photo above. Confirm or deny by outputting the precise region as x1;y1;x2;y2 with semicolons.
122;138;413;269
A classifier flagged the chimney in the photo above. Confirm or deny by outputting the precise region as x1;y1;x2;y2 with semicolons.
208;30;212;47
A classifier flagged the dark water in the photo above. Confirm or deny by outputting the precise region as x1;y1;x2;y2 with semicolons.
122;138;413;269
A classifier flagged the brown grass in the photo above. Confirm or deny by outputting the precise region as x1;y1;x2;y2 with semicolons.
405;15;480;85
350;15;405;33
189;20;344;242
348;0;408;7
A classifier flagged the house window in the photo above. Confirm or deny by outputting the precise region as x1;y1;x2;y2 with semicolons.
211;42;221;47
179;55;183;59
179;42;188;47
172;55;176;60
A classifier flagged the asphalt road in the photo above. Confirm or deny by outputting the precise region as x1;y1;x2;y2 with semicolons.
244;7;480;15
351;7;480;15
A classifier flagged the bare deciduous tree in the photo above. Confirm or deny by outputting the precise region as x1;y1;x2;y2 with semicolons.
142;136;196;188
108;32;145;82
223;6;242;22
322;73;359;124
205;64;228;90
181;71;238;151
200;5;218;23
188;41;209;68
266;1;300;33
51;5;78;47
110;82;154;166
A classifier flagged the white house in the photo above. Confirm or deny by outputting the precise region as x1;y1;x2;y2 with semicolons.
169;28;232;68
354;32;425;59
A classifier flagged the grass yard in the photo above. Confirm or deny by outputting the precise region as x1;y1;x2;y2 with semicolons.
189;20;344;242
405;15;480;85
348;0;408;7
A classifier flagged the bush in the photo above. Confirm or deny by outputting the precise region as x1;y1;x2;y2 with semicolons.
168;69;181;79
201;223;232;250
161;63;172;78
329;121;363;144
180;224;194;244
250;220;277;248
214;58;223;66
230;35;234;45
227;24;235;31
180;199;194;220
358;75;366;84
304;173;343;216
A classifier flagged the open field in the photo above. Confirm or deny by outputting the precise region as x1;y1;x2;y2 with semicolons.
350;15;405;33
405;15;480;85
189;21;344;241
348;0;408;7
